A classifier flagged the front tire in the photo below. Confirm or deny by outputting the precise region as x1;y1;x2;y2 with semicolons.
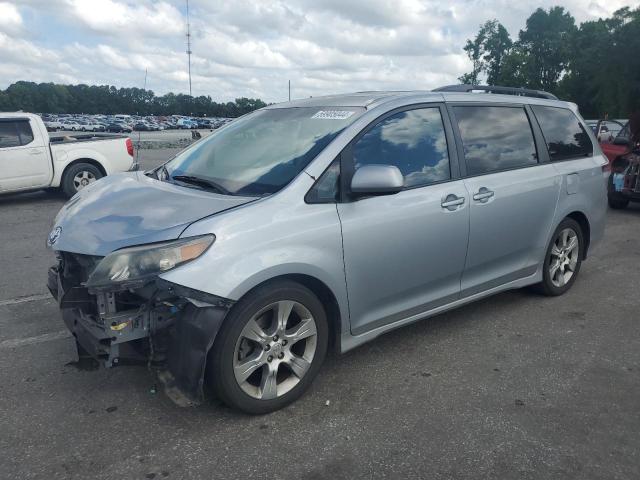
536;218;584;296
208;280;328;414
61;162;103;198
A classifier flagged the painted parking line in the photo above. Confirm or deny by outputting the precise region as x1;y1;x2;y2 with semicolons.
0;293;52;307
0;330;71;349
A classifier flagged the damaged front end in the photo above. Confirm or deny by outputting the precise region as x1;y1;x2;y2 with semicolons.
47;241;234;405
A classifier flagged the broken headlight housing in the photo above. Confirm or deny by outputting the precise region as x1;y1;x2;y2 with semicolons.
86;234;215;288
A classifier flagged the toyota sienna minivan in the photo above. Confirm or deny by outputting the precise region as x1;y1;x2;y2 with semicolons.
47;85;607;413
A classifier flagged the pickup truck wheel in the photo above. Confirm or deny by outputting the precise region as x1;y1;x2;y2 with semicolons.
61;163;103;197
534;218;584;297
208;280;328;414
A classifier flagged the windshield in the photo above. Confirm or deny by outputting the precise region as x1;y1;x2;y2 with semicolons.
165;107;364;196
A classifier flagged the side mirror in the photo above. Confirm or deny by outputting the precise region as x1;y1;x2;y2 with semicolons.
350;165;404;196
613;136;630;146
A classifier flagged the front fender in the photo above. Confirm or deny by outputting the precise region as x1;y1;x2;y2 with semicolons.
159;198;350;338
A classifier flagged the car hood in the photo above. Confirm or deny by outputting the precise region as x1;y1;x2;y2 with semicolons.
49;172;256;256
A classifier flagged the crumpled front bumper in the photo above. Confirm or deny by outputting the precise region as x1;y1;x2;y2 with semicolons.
48;262;234;404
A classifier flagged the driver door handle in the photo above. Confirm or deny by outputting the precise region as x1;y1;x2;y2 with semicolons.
441;194;465;210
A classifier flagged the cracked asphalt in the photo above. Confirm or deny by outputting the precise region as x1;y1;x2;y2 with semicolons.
0;150;639;479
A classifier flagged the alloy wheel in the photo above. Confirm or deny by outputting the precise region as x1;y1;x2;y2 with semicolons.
73;170;97;191
233;300;318;400
548;227;579;288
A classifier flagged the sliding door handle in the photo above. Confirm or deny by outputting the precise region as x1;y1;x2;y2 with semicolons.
472;188;494;202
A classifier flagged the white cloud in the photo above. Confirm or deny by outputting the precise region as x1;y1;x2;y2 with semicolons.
1;0;640;103
66;0;183;38
0;2;23;34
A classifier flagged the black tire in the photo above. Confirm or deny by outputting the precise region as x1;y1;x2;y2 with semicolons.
608;195;629;209
607;172;630;209
208;280;328;414
535;218;584;296
61;162;103;198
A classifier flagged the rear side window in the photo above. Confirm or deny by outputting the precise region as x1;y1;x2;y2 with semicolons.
531;106;593;161
0;120;34;148
15;121;34;145
353;107;450;188
454;106;538;176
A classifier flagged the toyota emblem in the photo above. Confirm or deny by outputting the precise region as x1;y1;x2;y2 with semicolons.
48;226;62;246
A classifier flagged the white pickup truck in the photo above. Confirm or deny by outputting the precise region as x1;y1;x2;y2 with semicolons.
0;112;137;197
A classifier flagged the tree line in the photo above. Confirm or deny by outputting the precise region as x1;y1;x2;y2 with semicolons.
0;81;267;117
459;6;640;119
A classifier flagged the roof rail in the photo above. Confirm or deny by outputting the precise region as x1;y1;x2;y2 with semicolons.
433;84;558;100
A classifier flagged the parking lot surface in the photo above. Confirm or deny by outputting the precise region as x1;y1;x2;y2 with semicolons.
1;153;639;479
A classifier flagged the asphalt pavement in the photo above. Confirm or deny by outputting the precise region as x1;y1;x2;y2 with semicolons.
0;155;639;479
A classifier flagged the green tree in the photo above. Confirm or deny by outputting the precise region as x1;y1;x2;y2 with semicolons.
482;20;513;84
517;7;576;91
458;19;512;85
0;81;268;117
458;27;487;85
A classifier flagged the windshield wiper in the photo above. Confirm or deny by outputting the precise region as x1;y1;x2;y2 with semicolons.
171;175;232;195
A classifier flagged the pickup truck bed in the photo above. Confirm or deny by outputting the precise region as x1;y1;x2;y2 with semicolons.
49;133;130;144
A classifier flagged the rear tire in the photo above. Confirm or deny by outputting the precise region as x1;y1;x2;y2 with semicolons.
608;195;629;209
535;218;584;296
61;162;103;198
208;280;328;414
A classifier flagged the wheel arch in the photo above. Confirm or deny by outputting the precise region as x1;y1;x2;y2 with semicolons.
227;273;343;352
565;211;591;259
61;158;107;180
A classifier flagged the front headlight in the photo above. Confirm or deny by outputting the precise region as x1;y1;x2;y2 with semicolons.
86;234;215;288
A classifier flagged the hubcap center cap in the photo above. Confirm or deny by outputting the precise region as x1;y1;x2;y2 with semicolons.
271;342;283;356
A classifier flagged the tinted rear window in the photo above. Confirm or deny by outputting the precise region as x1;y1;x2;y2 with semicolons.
453;106;538;176
531;106;593;161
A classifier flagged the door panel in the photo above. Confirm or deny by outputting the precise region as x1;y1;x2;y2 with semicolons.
338;181;469;335
0;118;49;191
461;164;560;295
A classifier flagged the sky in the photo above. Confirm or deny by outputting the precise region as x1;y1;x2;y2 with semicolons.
0;0;638;103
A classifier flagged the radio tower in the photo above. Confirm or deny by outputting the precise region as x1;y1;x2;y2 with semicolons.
186;0;192;97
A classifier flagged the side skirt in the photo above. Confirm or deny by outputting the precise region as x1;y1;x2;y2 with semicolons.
339;266;543;353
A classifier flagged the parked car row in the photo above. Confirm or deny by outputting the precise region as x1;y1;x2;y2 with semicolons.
40;113;233;133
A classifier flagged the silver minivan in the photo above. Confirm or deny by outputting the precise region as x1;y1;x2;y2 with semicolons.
47;86;608;413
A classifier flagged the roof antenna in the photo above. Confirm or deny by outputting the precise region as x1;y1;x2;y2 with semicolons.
186;0;193;97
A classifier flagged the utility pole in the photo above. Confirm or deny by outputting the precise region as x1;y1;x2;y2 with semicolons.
186;0;192;97
288;80;291;101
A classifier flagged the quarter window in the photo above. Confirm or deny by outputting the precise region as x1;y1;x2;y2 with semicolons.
15;121;34;145
454;106;538;176
306;159;340;203
531;106;593;160
352;107;451;188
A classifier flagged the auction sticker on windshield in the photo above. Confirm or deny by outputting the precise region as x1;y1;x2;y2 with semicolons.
311;110;355;120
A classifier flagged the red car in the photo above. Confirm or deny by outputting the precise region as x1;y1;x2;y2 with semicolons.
599;122;640;209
